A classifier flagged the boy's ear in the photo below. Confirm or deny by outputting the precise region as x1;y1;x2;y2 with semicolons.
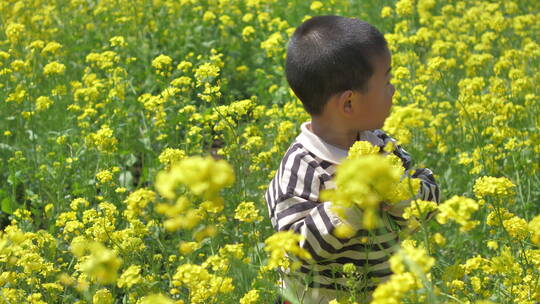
338;90;354;114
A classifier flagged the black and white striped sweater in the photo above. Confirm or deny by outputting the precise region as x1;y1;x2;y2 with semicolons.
265;121;440;303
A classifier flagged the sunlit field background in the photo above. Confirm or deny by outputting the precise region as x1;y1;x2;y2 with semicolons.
0;0;539;303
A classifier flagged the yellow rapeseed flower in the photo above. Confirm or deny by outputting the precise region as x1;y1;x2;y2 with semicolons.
158;148;186;170
179;241;201;254
239;289;260;304
234;201;263;223
43;61;66;75
71;239;122;284
403;199;438;220
347;140;380;159
264;231;312;270
528;215;540;246
172;264;234;304
69;198;90;211
152;54;173;71
381;6;393;18
117;265;142;288
395;0;414;16
35;96;53;111
260;32;283;57
84;124;118;153
93;289;113;304
502;216;529;240
309;1;323;11
194;62;220;86
473;176;516;200
109;36;127;47
155;156;234;200
138;294;175;304
5;23;25;43
321;154;403;229
41;41;62;55
96;170;114;185
436;196;480;232
242;26;256;41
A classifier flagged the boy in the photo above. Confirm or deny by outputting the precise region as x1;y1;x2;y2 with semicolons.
264;16;440;303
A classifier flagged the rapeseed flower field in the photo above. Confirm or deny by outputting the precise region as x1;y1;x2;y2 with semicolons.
0;0;539;303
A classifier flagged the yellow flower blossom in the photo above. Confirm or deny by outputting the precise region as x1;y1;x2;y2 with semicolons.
85;51;119;70
309;1;323;11
381;6;393;18
85;125;118;153
35;96;53;111
71;239;122;284
117;265;142;288
138;294;175;304
260;32;283;57
93;289;113;304
403;199;438;220
172;264;234;304
395;0;414;16
158;148;186;170
264;231;312;271
70;198;90;211
109;36;127;47
152;54;173;72
347;140;380;159
473;176;516;200
321;154;404;230
239;289;260;304
194;62;220;84
155;156;234;200
43;61;66;75
242;26;256;41
203;11;216;22
234;201;263;223
41;41;63;55
528;215;540;246
502;216;529;240
436;196;480;232
123;188;156;220
96;170;114;185
179;241;201;255
5;23;25;43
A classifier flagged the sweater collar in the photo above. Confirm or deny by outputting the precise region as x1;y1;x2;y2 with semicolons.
296;121;384;164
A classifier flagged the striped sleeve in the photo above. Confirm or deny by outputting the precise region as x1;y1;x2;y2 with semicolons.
265;145;364;263
411;167;440;204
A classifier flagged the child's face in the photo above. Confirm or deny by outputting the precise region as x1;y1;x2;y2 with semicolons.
351;49;394;130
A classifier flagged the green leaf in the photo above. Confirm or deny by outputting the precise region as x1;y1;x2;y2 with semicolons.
1;197;13;214
0;143;14;152
118;171;133;188
126;153;138;167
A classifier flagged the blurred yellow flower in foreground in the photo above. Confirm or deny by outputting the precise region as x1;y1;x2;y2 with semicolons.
71;238;122;285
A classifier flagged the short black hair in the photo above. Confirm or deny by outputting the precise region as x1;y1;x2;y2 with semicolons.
285;15;388;115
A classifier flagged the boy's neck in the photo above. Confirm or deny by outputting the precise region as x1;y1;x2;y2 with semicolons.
309;118;359;151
